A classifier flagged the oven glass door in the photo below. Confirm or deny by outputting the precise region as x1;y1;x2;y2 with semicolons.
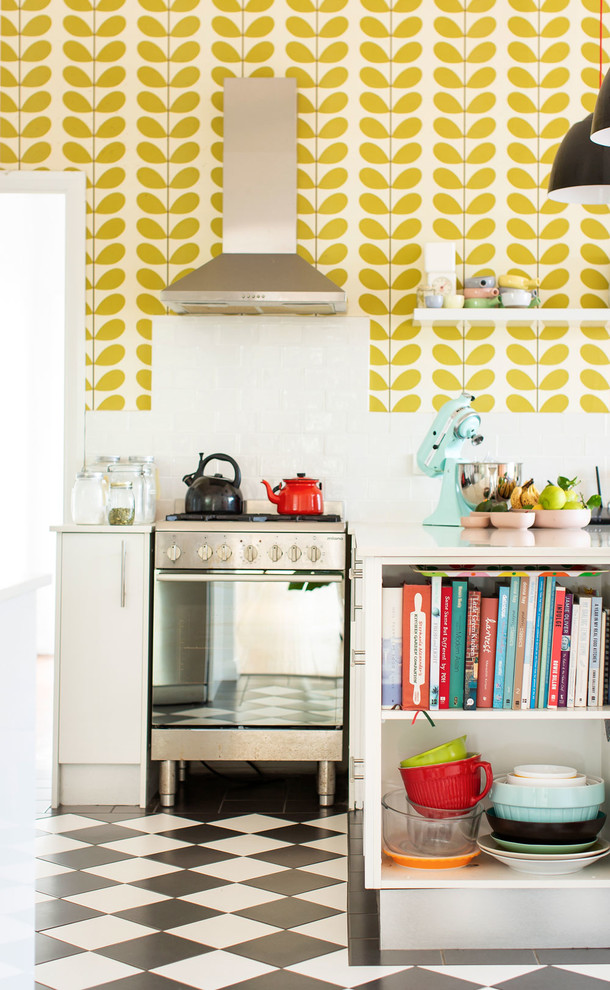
152;571;344;729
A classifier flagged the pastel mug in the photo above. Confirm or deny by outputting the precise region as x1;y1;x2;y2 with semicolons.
498;274;540;290
425;293;444;308
443;293;464;308
463;287;499;299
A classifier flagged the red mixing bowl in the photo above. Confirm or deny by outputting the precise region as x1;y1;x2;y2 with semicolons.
399;753;493;810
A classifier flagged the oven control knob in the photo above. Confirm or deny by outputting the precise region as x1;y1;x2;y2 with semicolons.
197;544;213;561
307;545;322;562
217;543;232;561
287;545;302;562
167;544;181;561
244;544;258;562
269;544;283;562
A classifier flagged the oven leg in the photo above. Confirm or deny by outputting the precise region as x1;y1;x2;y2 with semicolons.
317;760;336;807
178;759;187;783
159;760;177;807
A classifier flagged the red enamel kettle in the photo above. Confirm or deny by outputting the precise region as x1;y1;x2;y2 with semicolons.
261;473;323;515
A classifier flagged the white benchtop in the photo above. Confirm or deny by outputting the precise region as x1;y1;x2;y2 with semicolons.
51;524;155;534
0;573;51;605
350;521;610;563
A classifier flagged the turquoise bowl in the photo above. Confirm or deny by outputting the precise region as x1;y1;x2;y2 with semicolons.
490;775;604;822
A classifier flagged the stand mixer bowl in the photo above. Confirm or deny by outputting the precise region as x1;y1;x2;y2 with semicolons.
458;462;499;509
459;462;523;508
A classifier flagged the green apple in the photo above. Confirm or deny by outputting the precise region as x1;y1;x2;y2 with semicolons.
563;493;583;509
539;485;567;510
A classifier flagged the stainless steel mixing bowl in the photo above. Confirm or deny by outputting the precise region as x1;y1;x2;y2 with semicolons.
458;462;499;509
459;462;523;508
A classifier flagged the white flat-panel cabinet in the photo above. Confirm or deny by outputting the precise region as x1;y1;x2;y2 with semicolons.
352;522;610;951
53;527;153;807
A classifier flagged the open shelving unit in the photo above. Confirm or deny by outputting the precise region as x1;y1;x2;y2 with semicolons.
412;307;610;326
352;526;610;949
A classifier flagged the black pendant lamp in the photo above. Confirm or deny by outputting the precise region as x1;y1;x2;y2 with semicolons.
547;113;610;203
591;71;610;145
591;0;610;146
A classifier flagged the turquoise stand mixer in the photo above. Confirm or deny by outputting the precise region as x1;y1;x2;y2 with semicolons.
417;392;484;526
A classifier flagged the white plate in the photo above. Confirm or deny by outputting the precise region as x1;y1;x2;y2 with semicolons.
477;835;610;875
513;765;577;779
506;772;587;788
477;834;610;861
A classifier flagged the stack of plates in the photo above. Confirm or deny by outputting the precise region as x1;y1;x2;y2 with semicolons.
477;834;610;875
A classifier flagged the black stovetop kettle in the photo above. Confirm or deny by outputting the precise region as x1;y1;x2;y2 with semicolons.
183;452;243;515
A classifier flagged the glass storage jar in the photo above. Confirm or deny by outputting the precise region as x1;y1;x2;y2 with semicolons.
71;471;106;525
107;481;135;526
127;456;157;523
107;463;145;523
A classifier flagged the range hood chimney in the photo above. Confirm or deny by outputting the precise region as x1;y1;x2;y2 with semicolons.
160;77;347;316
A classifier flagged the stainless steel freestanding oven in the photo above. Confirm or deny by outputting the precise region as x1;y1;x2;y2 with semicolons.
151;502;348;806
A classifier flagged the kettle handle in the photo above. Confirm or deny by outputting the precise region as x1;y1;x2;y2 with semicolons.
200;453;241;489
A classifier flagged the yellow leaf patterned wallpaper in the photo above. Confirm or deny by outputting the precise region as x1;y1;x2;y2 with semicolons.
2;0;610;412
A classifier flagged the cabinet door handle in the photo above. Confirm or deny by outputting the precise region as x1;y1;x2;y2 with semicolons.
120;540;126;608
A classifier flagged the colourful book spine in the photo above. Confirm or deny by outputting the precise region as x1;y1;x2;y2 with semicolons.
449;580;468;709
493;586;510;708
477;597;498;708
464;589;481;710
537;576;556;708
557;591;573;708
521;574;539;710
602;609;608;707
587;596;603;707
547;586;565;709
604;608;610;705
402;584;431;710
429;575;442;710
566;601;580;709
512;575;529;710
438;586;453;709
503;577;521;709
381;588;403;707
529;576;546;711
575;595;592;708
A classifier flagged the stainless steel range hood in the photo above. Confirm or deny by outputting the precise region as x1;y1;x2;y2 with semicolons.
161;77;347;316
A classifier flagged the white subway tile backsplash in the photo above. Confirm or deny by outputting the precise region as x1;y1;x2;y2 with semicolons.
82;316;610;526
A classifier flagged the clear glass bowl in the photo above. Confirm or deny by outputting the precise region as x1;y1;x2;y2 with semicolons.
382;788;484;858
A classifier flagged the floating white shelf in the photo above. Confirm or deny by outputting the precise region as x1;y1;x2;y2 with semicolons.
382;707;610;721
381;850;610;889
413;308;610;326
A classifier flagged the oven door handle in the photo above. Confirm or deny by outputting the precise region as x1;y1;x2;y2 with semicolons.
155;572;343;583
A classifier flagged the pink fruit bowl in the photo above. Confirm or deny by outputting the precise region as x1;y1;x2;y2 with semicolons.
490;512;535;530
532;509;591;529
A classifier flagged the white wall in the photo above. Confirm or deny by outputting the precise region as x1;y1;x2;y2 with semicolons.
83;315;610;524
0;193;65;652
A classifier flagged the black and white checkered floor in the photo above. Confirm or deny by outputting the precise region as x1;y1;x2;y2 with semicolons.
35;771;610;990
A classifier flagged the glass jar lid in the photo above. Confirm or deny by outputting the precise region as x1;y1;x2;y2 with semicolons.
109;480;133;489
108;463;142;473
76;471;104;479
128;454;155;463
94;455;121;463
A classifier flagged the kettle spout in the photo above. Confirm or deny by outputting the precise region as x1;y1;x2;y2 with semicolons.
261;479;280;504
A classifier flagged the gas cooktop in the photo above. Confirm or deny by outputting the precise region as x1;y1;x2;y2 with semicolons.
166;512;342;523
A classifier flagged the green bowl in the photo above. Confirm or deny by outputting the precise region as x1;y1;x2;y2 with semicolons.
400;735;467;769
